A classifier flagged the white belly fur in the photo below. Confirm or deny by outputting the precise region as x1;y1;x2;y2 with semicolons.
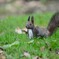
28;29;33;39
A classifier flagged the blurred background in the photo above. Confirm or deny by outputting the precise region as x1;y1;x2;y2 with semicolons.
0;0;59;17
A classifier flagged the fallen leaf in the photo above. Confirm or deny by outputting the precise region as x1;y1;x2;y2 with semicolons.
0;49;6;59
33;56;42;59
15;27;23;34
40;46;45;52
23;51;30;57
22;28;27;32
15;27;27;34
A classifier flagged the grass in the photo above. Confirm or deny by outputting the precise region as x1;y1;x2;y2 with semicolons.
0;12;59;59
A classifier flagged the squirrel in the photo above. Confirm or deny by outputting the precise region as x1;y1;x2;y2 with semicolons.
26;12;59;38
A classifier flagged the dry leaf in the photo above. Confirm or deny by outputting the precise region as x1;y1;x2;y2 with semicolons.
22;28;27;32
15;27;27;34
33;56;42;59
23;51;30;57
0;49;6;59
40;46;45;52
15;27;23;34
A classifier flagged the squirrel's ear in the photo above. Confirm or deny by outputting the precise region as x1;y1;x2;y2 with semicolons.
31;16;34;24
28;16;30;21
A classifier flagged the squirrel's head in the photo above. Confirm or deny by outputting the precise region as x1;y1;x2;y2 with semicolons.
26;16;34;29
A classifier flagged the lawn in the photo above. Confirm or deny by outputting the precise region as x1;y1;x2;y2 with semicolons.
0;12;59;59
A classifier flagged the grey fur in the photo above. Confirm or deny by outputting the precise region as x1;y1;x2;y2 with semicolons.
26;16;49;38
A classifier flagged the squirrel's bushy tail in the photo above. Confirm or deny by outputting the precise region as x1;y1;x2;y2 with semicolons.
47;12;59;36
